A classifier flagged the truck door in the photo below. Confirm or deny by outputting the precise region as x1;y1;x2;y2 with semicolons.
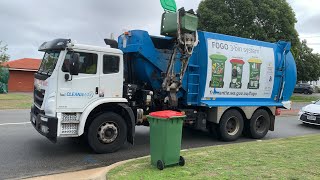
99;54;123;98
57;51;100;110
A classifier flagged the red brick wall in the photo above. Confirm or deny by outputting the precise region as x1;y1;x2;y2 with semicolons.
8;70;35;92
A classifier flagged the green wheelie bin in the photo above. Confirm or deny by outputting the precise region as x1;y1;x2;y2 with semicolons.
147;110;186;170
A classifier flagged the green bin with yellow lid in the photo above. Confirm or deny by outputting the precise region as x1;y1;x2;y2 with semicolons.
248;58;262;89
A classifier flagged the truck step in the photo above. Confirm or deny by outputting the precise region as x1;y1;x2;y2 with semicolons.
188;83;199;86
188;64;200;68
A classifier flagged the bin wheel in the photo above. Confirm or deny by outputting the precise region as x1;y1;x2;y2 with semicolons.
157;160;164;170
179;156;185;166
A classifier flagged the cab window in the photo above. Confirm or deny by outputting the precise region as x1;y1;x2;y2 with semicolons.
62;51;98;74
103;55;120;74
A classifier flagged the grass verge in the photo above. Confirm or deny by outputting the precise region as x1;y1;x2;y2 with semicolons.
107;135;320;180
290;95;319;102
0;93;33;109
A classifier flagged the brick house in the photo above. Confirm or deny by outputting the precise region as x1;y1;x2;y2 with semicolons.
3;58;41;92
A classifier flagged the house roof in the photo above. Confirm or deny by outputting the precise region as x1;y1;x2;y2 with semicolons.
2;58;41;71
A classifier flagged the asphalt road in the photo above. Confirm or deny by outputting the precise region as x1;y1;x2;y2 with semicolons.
0;110;319;180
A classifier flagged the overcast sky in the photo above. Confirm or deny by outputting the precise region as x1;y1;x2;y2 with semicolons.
0;0;319;60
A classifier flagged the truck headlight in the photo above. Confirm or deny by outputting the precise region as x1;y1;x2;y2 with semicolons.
44;93;56;117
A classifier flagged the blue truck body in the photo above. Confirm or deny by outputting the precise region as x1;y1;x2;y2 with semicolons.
119;30;296;109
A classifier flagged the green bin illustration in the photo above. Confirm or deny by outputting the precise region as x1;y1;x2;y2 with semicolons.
229;59;245;89
248;58;262;89
209;54;227;88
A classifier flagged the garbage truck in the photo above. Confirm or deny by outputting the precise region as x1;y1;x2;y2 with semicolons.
30;5;297;153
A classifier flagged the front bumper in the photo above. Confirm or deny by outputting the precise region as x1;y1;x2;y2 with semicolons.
299;114;320;126
30;106;58;142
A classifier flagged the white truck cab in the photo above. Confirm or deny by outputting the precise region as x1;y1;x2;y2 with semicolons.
31;39;135;153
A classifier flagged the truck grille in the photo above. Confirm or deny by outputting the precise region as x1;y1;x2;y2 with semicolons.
34;87;45;107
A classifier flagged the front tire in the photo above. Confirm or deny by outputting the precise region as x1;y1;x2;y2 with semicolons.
87;112;127;153
247;109;270;139
218;109;244;141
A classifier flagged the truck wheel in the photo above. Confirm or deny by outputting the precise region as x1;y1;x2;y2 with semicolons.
248;109;270;139
218;109;244;141
87;112;127;153
304;90;308;94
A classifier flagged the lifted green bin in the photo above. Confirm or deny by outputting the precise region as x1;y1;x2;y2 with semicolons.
161;12;198;37
147;110;186;170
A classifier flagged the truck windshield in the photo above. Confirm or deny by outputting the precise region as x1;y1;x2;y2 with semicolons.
38;51;60;75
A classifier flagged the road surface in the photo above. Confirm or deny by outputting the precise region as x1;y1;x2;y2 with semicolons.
0;110;319;180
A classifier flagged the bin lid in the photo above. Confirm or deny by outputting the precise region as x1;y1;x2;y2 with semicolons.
149;110;184;119
248;58;262;64
209;54;227;61
230;59;245;64
160;0;177;12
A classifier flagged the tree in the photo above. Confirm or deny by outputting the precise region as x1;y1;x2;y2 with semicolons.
0;41;10;93
296;40;320;81
0;41;10;65
197;0;299;48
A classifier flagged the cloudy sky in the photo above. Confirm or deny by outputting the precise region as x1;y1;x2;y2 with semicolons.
0;0;319;60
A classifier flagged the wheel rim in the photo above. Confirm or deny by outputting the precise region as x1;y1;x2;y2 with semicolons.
97;122;118;144
255;115;267;134
226;116;240;136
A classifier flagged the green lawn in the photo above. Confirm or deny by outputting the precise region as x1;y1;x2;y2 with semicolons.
0;93;33;109
108;135;320;180
290;95;319;102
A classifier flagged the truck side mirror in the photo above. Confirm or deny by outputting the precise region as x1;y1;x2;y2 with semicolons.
69;53;80;75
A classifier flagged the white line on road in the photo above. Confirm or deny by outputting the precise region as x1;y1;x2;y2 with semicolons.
0;122;31;126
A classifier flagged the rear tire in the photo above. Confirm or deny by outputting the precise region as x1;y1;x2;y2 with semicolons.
87;112;127;154
247;109;270;139
304;90;309;94
218;109;244;141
